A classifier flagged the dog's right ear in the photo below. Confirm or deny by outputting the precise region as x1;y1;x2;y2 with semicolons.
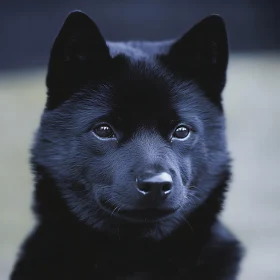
161;15;228;107
46;11;111;106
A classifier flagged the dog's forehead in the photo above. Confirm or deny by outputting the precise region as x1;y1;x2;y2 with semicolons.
113;79;173;116
109;59;182;121
84;58;204;127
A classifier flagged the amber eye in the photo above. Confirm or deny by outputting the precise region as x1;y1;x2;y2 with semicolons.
173;126;190;139
93;124;115;139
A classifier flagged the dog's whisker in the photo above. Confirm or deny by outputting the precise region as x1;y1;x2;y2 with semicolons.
103;197;115;204
117;206;122;214
181;215;194;233
110;206;120;219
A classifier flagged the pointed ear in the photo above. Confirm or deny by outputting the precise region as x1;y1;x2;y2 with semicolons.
46;11;111;92
162;15;228;105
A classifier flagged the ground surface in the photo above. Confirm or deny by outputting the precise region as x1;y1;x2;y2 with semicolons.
0;53;279;279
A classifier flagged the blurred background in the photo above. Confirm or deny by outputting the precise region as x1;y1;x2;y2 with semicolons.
0;0;279;279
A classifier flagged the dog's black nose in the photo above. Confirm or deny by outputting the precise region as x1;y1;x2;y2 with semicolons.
136;172;173;197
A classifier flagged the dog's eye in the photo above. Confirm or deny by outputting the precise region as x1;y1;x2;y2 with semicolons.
93;124;115;139
173;126;190;139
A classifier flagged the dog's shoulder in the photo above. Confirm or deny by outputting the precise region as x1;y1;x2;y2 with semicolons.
194;221;244;280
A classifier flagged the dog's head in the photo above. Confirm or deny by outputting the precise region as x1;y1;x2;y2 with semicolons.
33;11;230;240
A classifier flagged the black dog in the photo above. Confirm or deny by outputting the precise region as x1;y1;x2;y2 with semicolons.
11;11;243;280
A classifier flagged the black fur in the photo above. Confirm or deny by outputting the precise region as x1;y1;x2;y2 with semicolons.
10;11;243;280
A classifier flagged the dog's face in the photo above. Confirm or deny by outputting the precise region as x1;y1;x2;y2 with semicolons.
33;12;230;240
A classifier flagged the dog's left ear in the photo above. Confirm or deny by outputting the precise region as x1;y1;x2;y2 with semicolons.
162;15;228;105
46;11;111;93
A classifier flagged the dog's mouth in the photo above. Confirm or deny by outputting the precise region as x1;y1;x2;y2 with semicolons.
99;199;178;222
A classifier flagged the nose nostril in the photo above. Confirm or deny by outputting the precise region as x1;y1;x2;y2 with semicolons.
137;183;152;195
162;183;172;195
162;183;171;192
140;184;151;193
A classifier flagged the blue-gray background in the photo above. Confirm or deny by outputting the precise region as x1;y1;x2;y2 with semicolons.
1;0;279;69
0;1;279;280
